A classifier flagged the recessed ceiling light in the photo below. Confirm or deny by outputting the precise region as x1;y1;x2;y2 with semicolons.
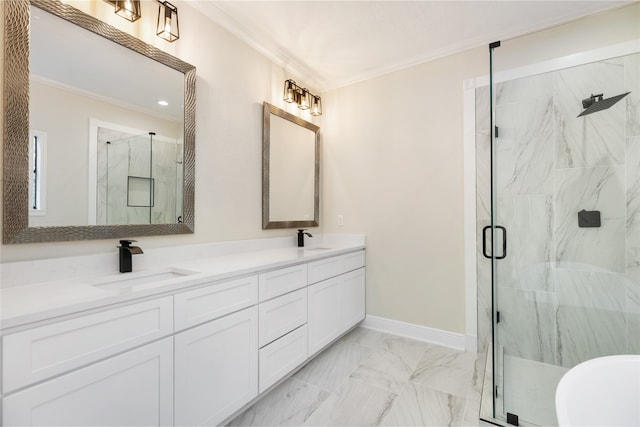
157;100;169;106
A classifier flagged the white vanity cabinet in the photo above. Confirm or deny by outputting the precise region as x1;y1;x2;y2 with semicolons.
0;246;366;427
2;298;175;427
308;252;366;355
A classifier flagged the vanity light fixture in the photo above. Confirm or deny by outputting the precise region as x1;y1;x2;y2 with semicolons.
114;0;141;22
310;95;322;116
283;79;297;103
282;79;322;115
156;1;179;42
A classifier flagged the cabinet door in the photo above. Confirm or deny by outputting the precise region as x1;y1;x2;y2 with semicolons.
2;338;173;427
175;306;258;427
340;268;366;330
307;277;341;355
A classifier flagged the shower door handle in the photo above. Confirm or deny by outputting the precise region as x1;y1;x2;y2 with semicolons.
482;225;507;259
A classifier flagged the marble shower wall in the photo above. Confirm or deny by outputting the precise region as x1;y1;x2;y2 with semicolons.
97;129;181;225
476;52;640;367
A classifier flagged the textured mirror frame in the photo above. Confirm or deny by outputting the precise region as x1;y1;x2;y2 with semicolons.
262;102;320;230
2;0;196;244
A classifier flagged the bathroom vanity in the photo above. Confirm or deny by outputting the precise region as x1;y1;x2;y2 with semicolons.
0;236;365;426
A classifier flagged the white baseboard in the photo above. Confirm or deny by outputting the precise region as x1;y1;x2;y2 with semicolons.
360;315;470;351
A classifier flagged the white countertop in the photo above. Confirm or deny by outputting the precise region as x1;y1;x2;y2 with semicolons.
0;235;365;331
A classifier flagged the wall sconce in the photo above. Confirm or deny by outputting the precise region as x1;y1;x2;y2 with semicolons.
283;79;322;116
114;0;141;22
310;95;322;116
156;1;179;42
108;0;179;43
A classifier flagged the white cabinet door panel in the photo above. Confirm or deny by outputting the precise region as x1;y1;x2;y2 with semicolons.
174;275;258;331
175;306;258;427
2;338;173;427
259;325;308;393
340;269;366;329
3;297;173;393
307;277;341;355
258;288;307;347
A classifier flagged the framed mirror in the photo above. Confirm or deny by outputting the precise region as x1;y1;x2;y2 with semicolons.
3;0;196;244
262;102;319;230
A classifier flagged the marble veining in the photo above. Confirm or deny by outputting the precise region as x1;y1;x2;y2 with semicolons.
228;378;330;426
229;327;484;427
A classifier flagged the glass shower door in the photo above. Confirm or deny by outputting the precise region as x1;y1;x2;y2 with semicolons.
488;46;639;426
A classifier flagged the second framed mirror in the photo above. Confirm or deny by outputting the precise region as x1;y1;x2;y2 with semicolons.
262;102;319;229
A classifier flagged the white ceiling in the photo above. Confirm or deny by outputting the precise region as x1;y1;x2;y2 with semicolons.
31;5;184;122
189;0;634;91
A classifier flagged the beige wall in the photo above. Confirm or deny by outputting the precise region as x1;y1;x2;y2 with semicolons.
1;1;638;336
321;3;639;334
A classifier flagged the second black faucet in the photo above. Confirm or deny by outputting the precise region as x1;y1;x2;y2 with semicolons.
297;229;313;247
118;240;143;273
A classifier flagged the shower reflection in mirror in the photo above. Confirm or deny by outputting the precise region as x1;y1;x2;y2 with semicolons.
100;129;182;225
85;122;184;226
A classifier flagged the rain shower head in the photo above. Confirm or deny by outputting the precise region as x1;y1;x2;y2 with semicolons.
578;92;630;117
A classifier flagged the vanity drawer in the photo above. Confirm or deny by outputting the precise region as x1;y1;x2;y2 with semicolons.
307;256;340;285
259;288;307;347
174;275;258;331
2;296;173;393
259;325;308;393
258;264;307;302
340;250;366;274
308;251;366;284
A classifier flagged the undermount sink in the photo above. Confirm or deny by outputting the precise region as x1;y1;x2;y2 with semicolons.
555;355;640;426
92;268;198;294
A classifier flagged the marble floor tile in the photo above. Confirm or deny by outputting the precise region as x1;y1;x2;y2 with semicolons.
409;346;478;398
462;394;483;427
349;334;432;393
294;336;373;393
380;382;465;427
341;326;390;350
230;328;486;427
228;377;330;427
303;378;397;426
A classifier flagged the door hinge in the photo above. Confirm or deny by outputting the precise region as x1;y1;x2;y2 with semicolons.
495;385;499;398
496;311;501;323
494;125;499;138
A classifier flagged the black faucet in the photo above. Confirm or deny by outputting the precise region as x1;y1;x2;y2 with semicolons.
297;229;313;247
118;240;143;273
